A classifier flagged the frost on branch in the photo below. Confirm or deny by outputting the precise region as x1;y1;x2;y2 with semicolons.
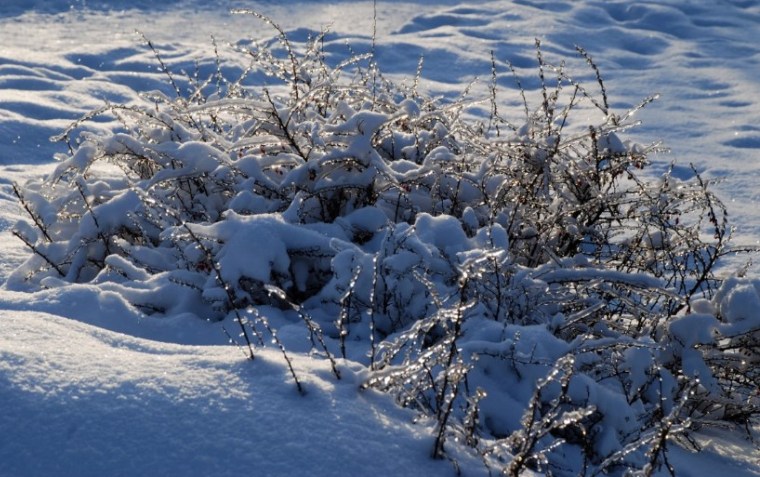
9;17;758;476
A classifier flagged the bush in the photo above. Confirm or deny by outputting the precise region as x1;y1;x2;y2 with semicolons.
10;11;759;475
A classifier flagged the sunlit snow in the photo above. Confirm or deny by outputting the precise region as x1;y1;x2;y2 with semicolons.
1;1;759;476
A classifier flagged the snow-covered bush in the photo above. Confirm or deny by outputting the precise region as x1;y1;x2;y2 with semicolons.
9;12;759;475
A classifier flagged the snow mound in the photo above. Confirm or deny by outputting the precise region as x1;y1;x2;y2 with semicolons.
0;311;455;477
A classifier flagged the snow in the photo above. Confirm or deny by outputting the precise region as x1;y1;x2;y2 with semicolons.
1;0;760;475
0;311;452;477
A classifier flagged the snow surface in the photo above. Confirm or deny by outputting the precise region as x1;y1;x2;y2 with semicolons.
0;311;453;477
1;0;760;475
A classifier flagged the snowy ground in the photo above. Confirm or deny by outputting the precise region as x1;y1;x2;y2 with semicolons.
1;1;760;475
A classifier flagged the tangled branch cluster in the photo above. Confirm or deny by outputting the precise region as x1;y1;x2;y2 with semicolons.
10;13;759;475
